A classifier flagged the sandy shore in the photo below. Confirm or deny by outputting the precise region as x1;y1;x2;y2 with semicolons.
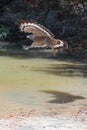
0;116;87;130
0;104;87;130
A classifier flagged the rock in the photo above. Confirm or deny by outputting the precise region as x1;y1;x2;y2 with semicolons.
45;10;58;29
84;2;87;11
36;11;46;23
27;9;42;22
53;21;63;38
0;0;12;8
0;11;25;24
62;25;79;37
74;4;84;15
61;19;80;38
5;0;30;13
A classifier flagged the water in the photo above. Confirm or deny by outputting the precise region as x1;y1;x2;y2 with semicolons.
0;49;87;116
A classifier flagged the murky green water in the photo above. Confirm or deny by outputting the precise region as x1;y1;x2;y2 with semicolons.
0;50;87;114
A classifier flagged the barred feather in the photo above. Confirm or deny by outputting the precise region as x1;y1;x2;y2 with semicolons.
19;21;55;38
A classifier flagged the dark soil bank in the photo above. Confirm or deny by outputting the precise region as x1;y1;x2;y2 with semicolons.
0;0;87;60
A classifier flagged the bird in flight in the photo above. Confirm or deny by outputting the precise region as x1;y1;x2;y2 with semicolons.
19;20;68;56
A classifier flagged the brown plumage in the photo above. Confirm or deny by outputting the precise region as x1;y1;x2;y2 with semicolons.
19;21;68;56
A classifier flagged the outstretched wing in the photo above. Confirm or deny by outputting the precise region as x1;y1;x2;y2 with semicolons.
19;21;55;38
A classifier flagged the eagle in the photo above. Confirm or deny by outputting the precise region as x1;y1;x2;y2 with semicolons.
19;21;68;56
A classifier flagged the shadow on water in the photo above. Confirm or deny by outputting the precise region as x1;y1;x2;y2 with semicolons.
41;90;85;104
30;63;87;77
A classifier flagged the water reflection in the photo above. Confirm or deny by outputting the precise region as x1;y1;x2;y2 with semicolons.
0;47;69;60
31;63;87;77
41;90;85;104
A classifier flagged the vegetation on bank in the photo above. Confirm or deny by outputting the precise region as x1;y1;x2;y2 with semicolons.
0;25;10;40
